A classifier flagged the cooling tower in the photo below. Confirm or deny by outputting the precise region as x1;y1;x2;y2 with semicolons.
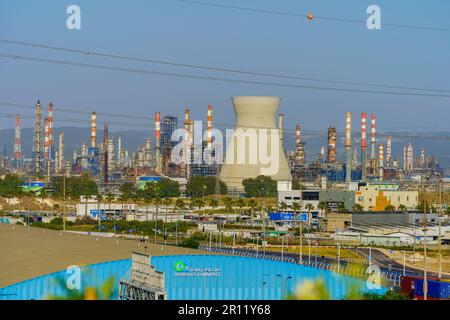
219;96;292;191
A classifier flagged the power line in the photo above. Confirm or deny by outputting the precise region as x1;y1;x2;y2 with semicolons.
175;0;450;32
2;53;450;99
1;38;449;94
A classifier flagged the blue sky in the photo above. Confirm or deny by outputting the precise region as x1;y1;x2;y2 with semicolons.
0;0;449;134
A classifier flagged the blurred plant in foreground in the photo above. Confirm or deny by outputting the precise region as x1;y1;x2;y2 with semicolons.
47;276;117;300
288;262;404;300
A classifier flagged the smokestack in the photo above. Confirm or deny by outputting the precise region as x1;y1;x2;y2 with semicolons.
155;112;162;173
420;146;425;168
386;136;392;167
14;116;21;164
294;124;305;165
345;112;352;183
44;117;49;160
379;143;384;180
81;142;87;170
103;123;109;183
370;113;376;159
407;143;413;172
207;104;213;148
59;132;64;175
278;113;284;148
403;145;407;170
117;136;122;166
320;146;325;163
34;100;42;177
48;102;54;161
327;127;336;163
184;108;191;179
91;112;97;148
361;112;367;180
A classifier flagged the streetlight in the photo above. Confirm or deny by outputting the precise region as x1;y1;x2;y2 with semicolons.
276;274;293;298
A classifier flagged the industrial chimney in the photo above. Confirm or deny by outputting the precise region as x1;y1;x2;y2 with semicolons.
155;112;162;173
327;127;336;163
360;112;367;180
345;112;352;183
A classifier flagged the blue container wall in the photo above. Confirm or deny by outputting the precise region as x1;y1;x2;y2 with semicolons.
0;255;386;300
414;280;450;299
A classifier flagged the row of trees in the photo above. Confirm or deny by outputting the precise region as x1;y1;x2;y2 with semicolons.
0;174;25;198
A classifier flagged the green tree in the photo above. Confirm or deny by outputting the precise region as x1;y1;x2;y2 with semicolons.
223;196;234;216
248;198;257;227
242;175;277;197
398;204;407;212
175;198;186;210
236;198;245;214
191;198;205;211
292;201;303;263
119;182;137;200
0;174;24;198
209;198;219;213
352;204;363;212
53;174;98;200
385;204;396;212
186;176;227;197
337;203;347;213
279;201;288;212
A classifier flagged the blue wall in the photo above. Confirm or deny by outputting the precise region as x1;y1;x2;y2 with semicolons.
0;255;385;300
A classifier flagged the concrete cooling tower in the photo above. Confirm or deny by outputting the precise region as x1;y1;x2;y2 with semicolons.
219;96;292;191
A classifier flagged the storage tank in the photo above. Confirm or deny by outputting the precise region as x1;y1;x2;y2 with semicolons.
219;96;292;191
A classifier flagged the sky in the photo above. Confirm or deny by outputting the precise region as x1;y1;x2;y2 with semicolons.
0;0;449;135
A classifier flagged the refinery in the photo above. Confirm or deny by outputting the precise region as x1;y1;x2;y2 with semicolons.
2;99;444;194
1;1;449;306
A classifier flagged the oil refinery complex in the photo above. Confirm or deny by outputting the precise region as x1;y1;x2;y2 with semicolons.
2;97;443;201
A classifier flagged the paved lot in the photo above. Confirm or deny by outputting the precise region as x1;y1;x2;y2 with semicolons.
0;224;209;287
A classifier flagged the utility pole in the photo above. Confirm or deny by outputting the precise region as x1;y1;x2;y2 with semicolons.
438;180;442;279
299;202;303;264
422;201;428;300
62;173;66;231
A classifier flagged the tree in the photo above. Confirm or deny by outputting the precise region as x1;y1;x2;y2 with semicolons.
242;176;277;197
279;201;288;212
223;196;233;216
445;207;450;216
186;176;227;197
175;198;185;210
144;179;180;199
292;201;303;264
119;182;137;200
352;204;364;212
191;198;205;211
236;198;245;214
337;203;347;213
53;174;98;200
248;198;257;227
0;174;24;198
305;203;314;227
209;199;219;213
398;204;407;212
385;205;396;212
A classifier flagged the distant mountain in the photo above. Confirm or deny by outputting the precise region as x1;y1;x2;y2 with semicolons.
1;127;449;173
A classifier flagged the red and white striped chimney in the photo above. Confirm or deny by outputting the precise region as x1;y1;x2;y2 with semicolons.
370;113;376;159
361;112;367;180
91;112;97;148
207;104;213;148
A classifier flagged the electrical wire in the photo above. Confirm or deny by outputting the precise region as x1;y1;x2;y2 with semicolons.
175;0;450;32
1;38;449;94
2;53;450;99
